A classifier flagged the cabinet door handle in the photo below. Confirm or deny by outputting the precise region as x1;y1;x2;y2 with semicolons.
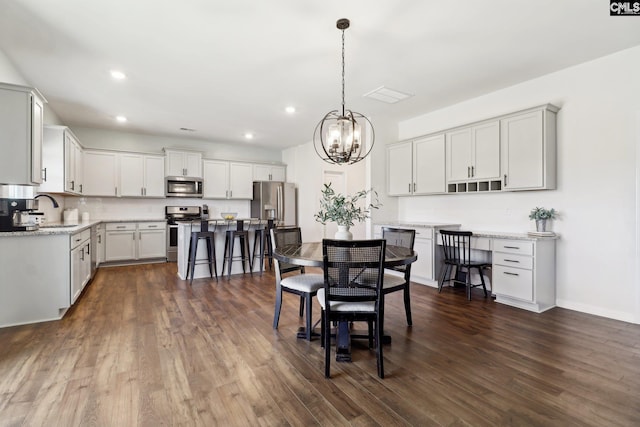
471;166;474;177
86;243;90;255
413;182;416;192
71;180;75;190
504;174;508;187
148;225;158;228
504;259;520;263
79;184;83;193
467;166;470;178
504;272;519;276
98;235;101;244
408;183;411;193
116;225;126;229
504;246;520;250
115;187;118;195
42;168;47;182
230;190;232;198
80;247;85;261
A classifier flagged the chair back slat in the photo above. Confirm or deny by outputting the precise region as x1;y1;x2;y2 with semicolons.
440;229;473;265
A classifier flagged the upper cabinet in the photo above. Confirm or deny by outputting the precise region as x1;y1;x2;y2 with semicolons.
253;164;286;182
446;121;500;182
387;134;446;196
164;149;202;178
391;104;558;196
40;126;84;195
203;160;253;199
119;153;165;197
83;150;118;196
0;83;46;186
501;105;558;191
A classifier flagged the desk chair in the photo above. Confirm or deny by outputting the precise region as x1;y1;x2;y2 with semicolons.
439;229;490;300
381;227;416;326
318;238;387;378
271;227;324;341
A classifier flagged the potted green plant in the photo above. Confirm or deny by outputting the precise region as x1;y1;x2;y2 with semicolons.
314;183;382;240
529;207;557;232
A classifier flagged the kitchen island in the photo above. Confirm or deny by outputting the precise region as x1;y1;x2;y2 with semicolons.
176;220;263;280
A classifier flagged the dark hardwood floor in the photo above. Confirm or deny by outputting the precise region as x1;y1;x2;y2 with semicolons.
0;262;639;426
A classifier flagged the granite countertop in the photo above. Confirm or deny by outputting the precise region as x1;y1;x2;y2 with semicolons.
374;221;461;229
0;218;166;237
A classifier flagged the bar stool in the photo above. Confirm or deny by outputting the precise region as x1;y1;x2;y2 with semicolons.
251;219;267;274
221;219;252;278
186;220;217;285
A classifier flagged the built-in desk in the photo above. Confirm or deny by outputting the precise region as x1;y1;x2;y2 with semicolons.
435;230;558;313
375;223;557;313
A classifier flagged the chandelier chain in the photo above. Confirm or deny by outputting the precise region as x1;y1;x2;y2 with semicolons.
341;28;345;116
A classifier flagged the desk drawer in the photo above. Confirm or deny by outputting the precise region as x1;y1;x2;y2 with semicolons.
493;239;533;256
493;252;533;270
415;228;433;239
493;265;533;302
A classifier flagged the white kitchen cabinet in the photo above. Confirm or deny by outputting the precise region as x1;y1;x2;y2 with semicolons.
203;160;253;199
164;149;202;178
0;83;46;186
387;134;446;196
96;223;105;267
70;229;91;304
501;105;558;191
120;153;165;197
492;237;556;313
83;150;118;196
40;126;84;195
105;223;137;262
412;230;434;283
446;120;500;183
105;221;167;263
137;222;167;259
253;164;286;182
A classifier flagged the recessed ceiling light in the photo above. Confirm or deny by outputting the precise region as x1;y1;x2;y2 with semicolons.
110;70;126;80
285;106;296;114
244;132;254;140
116;115;127;123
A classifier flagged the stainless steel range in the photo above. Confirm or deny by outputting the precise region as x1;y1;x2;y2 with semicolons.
165;206;201;262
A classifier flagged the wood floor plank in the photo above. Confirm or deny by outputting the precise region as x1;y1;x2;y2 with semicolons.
0;262;639;426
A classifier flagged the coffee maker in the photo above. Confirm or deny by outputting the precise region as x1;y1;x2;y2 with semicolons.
0;185;39;232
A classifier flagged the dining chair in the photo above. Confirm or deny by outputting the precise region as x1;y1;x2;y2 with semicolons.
438;229;490;300
381;227;416;326
270;227;324;341
318;238;387;379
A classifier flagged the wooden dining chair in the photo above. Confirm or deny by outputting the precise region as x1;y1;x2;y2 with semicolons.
270;227;324;341
381;227;416;326
439;229;490;300
318;238;387;378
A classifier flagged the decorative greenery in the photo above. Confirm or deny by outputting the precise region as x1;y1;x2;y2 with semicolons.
529;207;557;221
314;183;382;227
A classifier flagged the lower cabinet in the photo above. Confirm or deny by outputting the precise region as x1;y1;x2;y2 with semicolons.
70;229;91;304
492;238;556;312
105;221;166;263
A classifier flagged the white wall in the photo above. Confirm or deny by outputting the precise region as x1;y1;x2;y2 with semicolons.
395;45;640;323
72;126;282;163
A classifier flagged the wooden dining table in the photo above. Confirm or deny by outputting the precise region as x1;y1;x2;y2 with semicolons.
273;241;417;362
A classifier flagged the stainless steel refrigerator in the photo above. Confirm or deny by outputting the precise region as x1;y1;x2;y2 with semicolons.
251;181;297;226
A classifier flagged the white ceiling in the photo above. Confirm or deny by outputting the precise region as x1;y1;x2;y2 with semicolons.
1;0;639;150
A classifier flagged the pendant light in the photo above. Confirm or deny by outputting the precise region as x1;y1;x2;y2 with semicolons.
313;18;374;165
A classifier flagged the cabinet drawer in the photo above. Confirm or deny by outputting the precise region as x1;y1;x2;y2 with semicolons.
106;222;136;231
70;229;91;248
493;252;533;270
493;265;533;301
138;221;166;230
415;228;433;239
493;239;533;256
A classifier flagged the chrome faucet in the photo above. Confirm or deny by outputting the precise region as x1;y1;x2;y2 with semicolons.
34;194;60;208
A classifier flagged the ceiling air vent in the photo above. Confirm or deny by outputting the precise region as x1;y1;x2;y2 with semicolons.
364;86;413;104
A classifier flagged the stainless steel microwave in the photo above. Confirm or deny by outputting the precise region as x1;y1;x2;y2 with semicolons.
165;176;203;198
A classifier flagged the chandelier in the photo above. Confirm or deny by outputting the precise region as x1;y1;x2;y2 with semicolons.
314;18;374;165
